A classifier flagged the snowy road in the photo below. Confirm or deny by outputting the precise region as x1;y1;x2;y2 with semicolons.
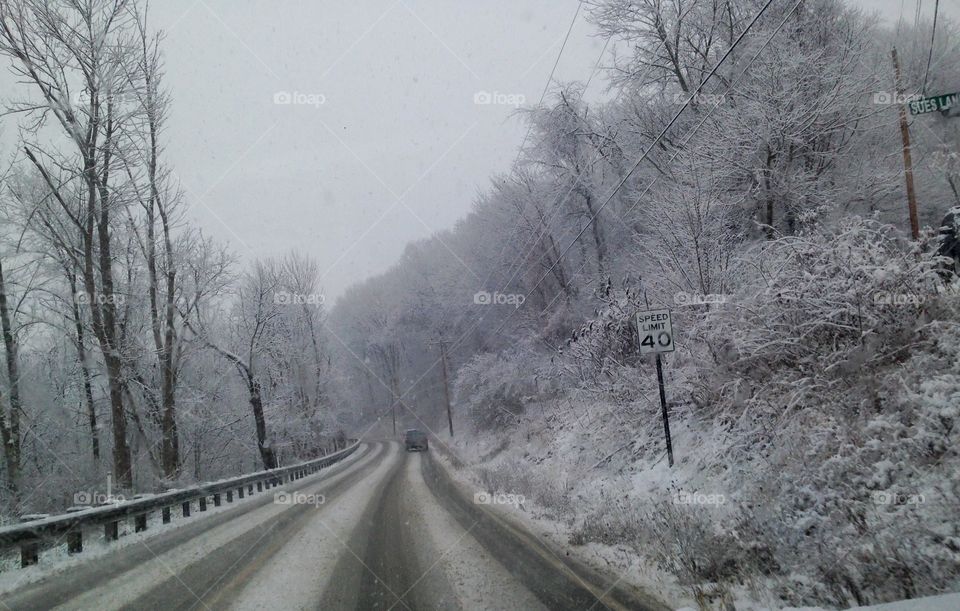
0;442;665;610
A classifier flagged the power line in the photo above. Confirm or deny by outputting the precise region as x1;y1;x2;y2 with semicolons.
467;0;592;314
896;0;906;39
491;0;791;336
513;1;584;168
583;36;611;93
487;37;671;308
525;0;781;301
922;0;941;94
469;12;626;324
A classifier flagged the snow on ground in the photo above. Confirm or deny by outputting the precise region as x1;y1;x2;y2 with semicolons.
431;434;697;610
776;591;960;611
432;435;960;611
232;442;396;610
404;453;547;611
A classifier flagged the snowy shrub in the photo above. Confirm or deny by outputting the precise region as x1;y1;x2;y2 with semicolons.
529;218;960;606
695;217;950;420
674;218;960;604
474;457;572;519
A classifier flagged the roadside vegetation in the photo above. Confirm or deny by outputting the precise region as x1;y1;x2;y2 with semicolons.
329;1;960;607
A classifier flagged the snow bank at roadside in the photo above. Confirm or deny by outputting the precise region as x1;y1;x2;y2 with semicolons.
776;591;960;611
429;441;693;610
432;434;960;611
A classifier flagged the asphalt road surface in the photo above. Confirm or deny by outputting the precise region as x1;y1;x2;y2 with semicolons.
0;441;667;610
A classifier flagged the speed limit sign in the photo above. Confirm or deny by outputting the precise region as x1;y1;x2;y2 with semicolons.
636;309;675;354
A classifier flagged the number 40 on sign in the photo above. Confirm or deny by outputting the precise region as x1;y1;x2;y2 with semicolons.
636;309;675;354
636;307;676;466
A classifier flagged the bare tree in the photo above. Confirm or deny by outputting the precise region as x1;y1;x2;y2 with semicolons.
0;0;146;488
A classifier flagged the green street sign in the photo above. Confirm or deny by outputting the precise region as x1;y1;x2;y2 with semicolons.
909;92;959;116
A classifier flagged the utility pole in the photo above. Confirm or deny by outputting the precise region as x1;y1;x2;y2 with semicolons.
388;374;399;437
429;334;455;437
892;47;921;240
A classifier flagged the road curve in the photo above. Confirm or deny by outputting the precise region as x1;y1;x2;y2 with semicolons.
0;441;667;611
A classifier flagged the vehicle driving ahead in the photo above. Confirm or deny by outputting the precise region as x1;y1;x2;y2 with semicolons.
404;429;429;452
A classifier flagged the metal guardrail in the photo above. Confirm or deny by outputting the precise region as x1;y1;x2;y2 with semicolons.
0;441;360;569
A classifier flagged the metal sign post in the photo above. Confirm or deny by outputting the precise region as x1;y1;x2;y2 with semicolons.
637;308;676;467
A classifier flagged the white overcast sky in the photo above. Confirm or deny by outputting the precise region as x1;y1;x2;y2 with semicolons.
1;0;956;301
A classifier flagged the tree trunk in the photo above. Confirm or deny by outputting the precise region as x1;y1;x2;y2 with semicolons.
160;269;180;478
764;149;776;239
93;106;134;490
0;259;22;497
69;273;100;462
248;374;276;469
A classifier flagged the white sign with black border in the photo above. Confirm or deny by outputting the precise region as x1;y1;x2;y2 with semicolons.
637;308;675;354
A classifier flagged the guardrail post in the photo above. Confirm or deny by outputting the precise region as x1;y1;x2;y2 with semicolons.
104;521;118;541
21;541;39;567
135;514;147;532
213;493;221;507
248;484;253;495
257;482;262;492
182;501;191;517
67;531;82;554
226;490;233;502
199;497;207;512
162;507;171;524
238;486;245;499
